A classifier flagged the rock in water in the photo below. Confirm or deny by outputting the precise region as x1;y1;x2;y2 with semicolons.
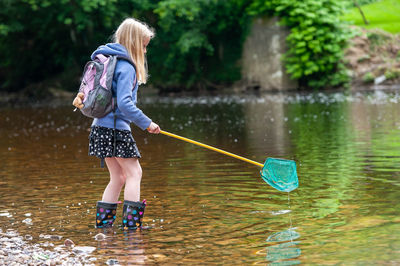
64;239;75;247
374;75;386;85
94;233;106;241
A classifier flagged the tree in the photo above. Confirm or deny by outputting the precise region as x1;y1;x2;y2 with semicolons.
353;0;369;25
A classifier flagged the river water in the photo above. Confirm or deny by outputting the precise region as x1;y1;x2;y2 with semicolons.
0;90;399;265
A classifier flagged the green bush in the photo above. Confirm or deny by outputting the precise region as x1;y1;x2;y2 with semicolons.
247;0;353;89
367;31;391;48
362;71;375;83
384;69;400;80
357;54;371;63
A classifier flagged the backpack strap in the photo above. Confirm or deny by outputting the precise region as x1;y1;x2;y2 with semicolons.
99;109;116;168
112;106;117;158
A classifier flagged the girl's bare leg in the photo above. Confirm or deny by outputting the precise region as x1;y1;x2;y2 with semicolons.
116;157;142;202
102;157;126;203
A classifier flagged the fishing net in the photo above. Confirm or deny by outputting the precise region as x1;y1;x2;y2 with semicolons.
260;158;298;192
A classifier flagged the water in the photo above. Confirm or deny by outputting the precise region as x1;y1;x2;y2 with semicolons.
1;90;399;264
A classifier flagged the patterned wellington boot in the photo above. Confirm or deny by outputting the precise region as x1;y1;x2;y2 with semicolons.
96;201;118;228
122;200;146;230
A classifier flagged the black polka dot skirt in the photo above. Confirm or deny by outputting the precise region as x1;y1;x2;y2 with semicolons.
89;126;141;159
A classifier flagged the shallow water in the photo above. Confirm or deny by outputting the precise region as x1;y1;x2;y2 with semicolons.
1;90;399;265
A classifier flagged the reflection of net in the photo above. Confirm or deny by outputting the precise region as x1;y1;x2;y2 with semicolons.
266;229;301;264
266;241;301;263
266;229;300;242
261;158;298;192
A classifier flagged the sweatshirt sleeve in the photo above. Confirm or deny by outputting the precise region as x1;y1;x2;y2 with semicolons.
115;61;152;130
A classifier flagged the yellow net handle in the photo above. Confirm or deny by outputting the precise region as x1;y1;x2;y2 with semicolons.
160;130;264;168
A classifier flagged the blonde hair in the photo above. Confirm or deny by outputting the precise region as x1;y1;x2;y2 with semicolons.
114;18;154;84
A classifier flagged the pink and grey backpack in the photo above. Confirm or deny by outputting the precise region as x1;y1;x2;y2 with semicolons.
77;53;135;167
78;54;135;118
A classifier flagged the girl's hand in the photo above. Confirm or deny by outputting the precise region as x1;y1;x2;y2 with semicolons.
72;92;85;109
147;122;160;134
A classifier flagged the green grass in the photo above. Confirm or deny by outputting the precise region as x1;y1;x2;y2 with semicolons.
342;0;400;33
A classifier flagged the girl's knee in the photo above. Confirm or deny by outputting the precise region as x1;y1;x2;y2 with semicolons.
126;166;142;181
136;164;143;177
110;174;126;187
128;168;142;180
119;174;127;184
117;158;142;180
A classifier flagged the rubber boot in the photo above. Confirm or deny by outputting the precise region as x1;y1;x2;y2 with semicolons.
96;201;117;228
122;199;146;230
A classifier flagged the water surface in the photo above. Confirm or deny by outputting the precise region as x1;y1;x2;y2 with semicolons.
0;90;399;264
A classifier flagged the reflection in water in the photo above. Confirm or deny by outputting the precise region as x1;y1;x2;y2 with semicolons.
267;228;300;243
96;230;147;265
266;227;301;265
266;240;301;265
265;193;301;265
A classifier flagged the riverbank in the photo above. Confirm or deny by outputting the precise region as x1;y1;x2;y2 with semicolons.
0;229;96;265
1;84;400;109
345;27;400;89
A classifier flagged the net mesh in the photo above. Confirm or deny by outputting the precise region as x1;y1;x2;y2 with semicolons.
260;158;298;192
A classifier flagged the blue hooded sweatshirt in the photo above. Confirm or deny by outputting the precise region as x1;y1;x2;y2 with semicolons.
90;43;152;131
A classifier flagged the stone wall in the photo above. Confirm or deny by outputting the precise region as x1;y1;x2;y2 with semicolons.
241;17;297;91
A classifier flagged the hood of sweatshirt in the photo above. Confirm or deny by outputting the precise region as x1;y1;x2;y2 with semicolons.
91;43;130;60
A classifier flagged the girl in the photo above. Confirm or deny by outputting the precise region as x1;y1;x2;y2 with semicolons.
73;18;160;230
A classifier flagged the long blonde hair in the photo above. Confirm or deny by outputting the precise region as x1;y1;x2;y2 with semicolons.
114;18;154;84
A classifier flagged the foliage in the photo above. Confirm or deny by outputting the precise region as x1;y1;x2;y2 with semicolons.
0;0;137;92
0;0;359;93
367;31;391;48
113;0;252;91
147;0;251;90
362;72;375;83
0;0;251;93
248;0;353;89
384;69;400;80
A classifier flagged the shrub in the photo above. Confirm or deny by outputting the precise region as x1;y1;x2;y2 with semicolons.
362;72;375;83
247;0;353;89
384;69;400;80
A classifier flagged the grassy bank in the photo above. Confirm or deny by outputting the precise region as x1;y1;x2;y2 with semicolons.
343;0;400;33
